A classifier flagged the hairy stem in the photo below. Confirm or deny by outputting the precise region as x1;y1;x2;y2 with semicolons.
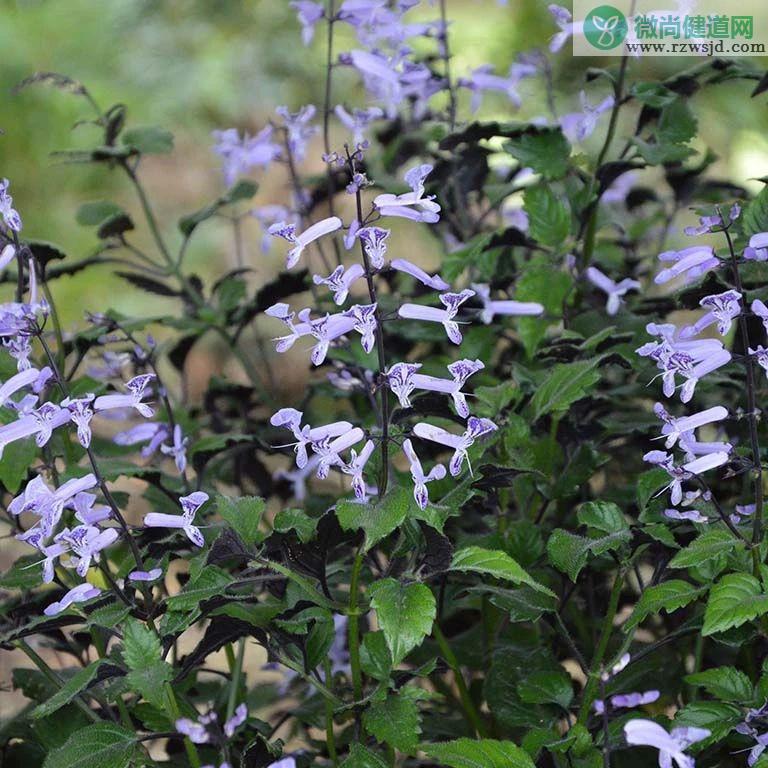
348;548;364;702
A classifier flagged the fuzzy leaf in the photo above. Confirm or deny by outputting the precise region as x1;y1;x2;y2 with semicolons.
363;692;422;753
624;580;707;632
702;573;768;636
451;546;554;596
217;495;265;545
529;359;602;420
669;530;744;570
42;723;138;768
685;666;753;702
32;661;104;719
421;738;535;768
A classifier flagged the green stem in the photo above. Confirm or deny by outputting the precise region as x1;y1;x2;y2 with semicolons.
226;638;246;722
577;571;624;725
323;658;339;766
165;683;201;768
348;549;365;701
432;624;488;737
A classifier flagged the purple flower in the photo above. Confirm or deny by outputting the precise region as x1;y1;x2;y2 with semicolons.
71;492;111;526
44;583;101;616
274;454;321;502
341;439;375;500
224;703;248;737
679;290;741;339
684;214;722;237
744;232;768;262
176;715;212;745
161;424;189;474
472;283;544;325
624;719;709;768
548;4;574;51
307;312;358;365
269;216;343;269
594;690;659;714
312;427;365;479
458;59;537;113
266;759;296;768
358;226;390;268
402;438;446;510
655;246;719;285
113;422;169;457
291;1;324;45
0;243;16;270
343;303;378;354
348;50;403;119
602;172;638;205
374;164;441;224
94;374;155;418
334;105;384;145
0;366;51;408
585;267;640;316
654;403;728;450
0;178;22;232
413;416;497;477
265;303;313;353
129;568;163;582
750;345;768;380
62;394;95;448
731;503;756;525
390;259;449;291
752;299;768;334
664;508;708;524
643;450;729;506
55;525;119;577
271;407;353;469
398;289;475;345
211;127;282;187
0;403;70;459
313;264;365;305
276;105;319;162
560;92;614;143
144;491;209;548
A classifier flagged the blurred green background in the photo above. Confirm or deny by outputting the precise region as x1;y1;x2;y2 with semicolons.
1;0;767;329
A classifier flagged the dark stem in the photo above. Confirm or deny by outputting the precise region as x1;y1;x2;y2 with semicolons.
438;0;457;131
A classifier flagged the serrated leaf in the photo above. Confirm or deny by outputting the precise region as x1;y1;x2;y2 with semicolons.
166;566;233;612
685;666;753;702
702;573;768;636
361;630;393;680
658;98;697;145
517;669;573;708
369;579;436;665
126;661;172;708
529;359;601;420
673;701;742;744
273;508;317;543
122;618;161;669
505;127;571;180
523;186;570;247
336;486;412;551
450;546;554;596
624;579;706;632
42;723;138;768
178;179;258;236
669;530;744;569
341;744;389;768
363;692;422;753
31;661;104;719
515;265;572;356
421;738;536;768
217;495;265;545
75;201;123;226
577;501;628;535
122;126;174;154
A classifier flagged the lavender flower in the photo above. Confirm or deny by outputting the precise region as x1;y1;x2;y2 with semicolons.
271;408;353;469
398;289;475;345
358;226;390;268
341;439;375;500
129;568;163;582
402;438;446;510
751;299;768;334
745;232;768;262
313;264;365;305
291;1;324;45
0;243;16;270
0;366;51;407
144;491;209;548
348;50;403;119
684;213;723;237
390;259;449;291
643;450;729;506
750;345;768;380
0;179;22;232
602;172;637;205
458;60;537;113
471;283;544;325
71;492;111;525
113;422;169;457
307;311;358;365
269;217;343;269
374;164;441;223
594;690;659;714
276;105;319;162
679;290;741;339
55;525;119;577
664;508;708;523
655;246;719;285
624;719;709;768
585;267;640;315
44;583;101;617
413;416;497;477
312;427;365;479
654;403;728;449
334;105;384;145
343;303;378;353
176;714;212;744
548;4;574;51
224;703;248;737
560;92;615;144
160;424;189;474
212;127;282;187
94;374;155;417
0;402;70;458
62;395;95;448
731;503;756;525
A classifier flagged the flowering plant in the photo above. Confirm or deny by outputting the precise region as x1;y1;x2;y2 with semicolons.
2;3;768;768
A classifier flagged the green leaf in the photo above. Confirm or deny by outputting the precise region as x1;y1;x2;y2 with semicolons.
361;630;393;680
702;572;768;636
451;546;554;596
673;701;742;743
481;585;557;623
624;580;706;632
122;618;161;669
42;723;138;768
75;201;123;226
547;529;589;582
658;98;697;145
421;738;536;768
336;486;412;551
636;468;669;510
631;138;695;165
505;127;571;180
32;661;104;719
517;670;573;708
0;554;43;590
178;179;258;236
529;359;602;421
577;501;628;535
122;126;174;154
166;566;233;612
217;495;265;545
368;579;436;665
363;692;422;753
0;407;38;492
273;508;317;543
514;265;572;356
126;661;173;708
474;382;520;417
685;667;753;702
630;82;677;107
743;185;768;236
341;744;389;768
669;529;744;570
523;186;570;247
